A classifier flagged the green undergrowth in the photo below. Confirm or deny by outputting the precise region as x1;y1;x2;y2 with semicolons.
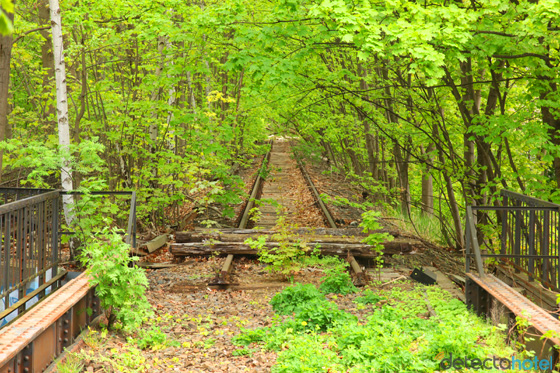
233;283;523;373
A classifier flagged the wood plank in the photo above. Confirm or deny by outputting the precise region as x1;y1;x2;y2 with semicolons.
176;228;400;243
140;234;168;253
136;263;177;269
170;239;418;258
424;266;466;302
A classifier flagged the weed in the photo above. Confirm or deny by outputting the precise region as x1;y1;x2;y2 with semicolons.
272;333;344;373
270;283;325;315
234;283;520;373
80;229;152;331
204;338;216;348
232;328;267;346
293;299;356;332
232;348;255;357
319;262;357;295
132;326;178;350
56;353;84;373
245;213;312;278
354;289;385;305
359;211;394;279
385;206;446;246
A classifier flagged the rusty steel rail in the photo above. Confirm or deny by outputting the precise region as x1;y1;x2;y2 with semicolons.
292;149;368;286
0;272;99;373
292;151;337;229
237;145;272;230
210;143;272;286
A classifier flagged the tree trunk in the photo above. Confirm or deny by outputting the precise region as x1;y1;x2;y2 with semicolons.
421;144;435;215
49;0;75;223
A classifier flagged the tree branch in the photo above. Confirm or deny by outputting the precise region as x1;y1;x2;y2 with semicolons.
474;30;516;37
493;53;553;61
13;26;50;44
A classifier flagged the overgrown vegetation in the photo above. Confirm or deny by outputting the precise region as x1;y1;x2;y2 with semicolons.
79;231;152;330
270;283;325;315
319;263;357;295
245;211;313;278
234;283;520;373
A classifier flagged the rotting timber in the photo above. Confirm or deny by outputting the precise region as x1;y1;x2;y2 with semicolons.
172;139;423;286
171;229;419;258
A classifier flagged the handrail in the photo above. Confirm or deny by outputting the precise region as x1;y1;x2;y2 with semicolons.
59;190;137;248
501;189;560;208
0;190;61;326
465;190;560;291
0;188;137;248
465;206;485;277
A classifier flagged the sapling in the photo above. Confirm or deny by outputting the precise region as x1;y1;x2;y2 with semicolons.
359;210;394;280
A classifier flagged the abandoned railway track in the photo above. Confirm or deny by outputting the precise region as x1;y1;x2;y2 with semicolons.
169;139;422;287
6;139;560;371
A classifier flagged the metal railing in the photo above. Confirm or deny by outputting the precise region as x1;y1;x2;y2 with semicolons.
0;188;137;248
0;188;137;327
0;187;53;205
59;191;137;248
0;190;61;326
466;190;560;290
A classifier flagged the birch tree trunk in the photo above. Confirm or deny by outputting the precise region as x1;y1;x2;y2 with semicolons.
49;0;74;224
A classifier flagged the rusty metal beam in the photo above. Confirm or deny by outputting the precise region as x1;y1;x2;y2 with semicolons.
239;145;272;230
209;142;273;287
466;273;560;346
0;273;99;373
292;149;371;285
293;153;337;229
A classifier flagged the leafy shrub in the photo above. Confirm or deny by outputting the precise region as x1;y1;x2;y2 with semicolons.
294;299;357;332
319;265;357;295
270;283;325;315
232;327;267;346
80;229;153;330
354;289;385;305
272;333;344;373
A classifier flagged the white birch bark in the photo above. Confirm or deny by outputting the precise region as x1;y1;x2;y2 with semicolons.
49;0;74;224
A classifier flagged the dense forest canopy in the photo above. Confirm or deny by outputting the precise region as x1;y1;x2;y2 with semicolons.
2;0;560;247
